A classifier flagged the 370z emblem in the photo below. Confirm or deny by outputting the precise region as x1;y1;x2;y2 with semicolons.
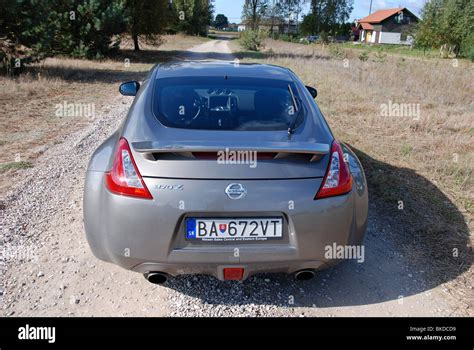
155;184;184;190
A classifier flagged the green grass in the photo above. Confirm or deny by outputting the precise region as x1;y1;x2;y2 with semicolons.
0;161;33;173
338;42;440;59
400;144;413;157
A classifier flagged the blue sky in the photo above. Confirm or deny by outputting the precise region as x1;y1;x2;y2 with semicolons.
213;0;427;23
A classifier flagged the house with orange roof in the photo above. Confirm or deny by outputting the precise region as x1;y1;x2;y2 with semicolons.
356;8;418;45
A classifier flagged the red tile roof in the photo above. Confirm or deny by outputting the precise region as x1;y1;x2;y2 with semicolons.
360;22;374;30
358;8;404;23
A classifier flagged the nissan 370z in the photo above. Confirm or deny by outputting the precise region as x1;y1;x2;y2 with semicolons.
83;61;368;284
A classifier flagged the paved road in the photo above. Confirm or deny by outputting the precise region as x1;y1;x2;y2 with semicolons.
0;39;465;317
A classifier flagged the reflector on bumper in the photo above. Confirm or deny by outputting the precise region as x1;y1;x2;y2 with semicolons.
224;268;244;281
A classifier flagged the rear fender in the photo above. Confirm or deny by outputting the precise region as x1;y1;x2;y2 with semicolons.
87;131;120;172
341;143;368;245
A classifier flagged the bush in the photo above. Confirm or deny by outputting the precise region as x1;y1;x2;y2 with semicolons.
319;31;330;44
373;51;387;63
358;51;369;62
0;0;127;61
278;34;301;43
328;44;346;59
240;30;268;51
52;0;127;59
460;32;474;62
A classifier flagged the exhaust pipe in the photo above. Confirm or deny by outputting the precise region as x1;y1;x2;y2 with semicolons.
294;269;315;281
144;272;168;285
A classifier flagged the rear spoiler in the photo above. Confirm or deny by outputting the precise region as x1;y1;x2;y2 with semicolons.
132;141;330;161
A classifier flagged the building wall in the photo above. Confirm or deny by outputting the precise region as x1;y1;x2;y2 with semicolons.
369;31;376;43
381;9;418;32
379;31;401;44
372;24;382;32
360;30;376;44
379;31;414;45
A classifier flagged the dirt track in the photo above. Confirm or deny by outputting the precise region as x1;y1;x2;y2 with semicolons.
0;38;469;317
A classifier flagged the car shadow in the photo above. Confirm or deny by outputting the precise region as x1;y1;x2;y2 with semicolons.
164;147;471;309
234;50;331;61
110;49;237;63
26;64;150;84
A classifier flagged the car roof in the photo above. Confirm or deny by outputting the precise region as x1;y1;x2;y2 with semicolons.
154;61;294;81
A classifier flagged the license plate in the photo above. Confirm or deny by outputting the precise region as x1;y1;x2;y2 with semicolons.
186;217;283;241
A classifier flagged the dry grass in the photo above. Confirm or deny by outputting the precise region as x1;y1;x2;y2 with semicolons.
233;38;473;308
0;34;208;194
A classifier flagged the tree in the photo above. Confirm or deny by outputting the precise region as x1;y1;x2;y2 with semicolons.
172;0;194;33
416;0;474;59
0;0;49;74
190;0;214;35
278;0;304;36
214;14;229;29
265;0;285;37
0;0;51;52
242;0;269;30
415;0;443;49
172;0;214;35
126;0;174;51
1;0;127;60
305;0;353;35
300;12;315;35
50;0;127;58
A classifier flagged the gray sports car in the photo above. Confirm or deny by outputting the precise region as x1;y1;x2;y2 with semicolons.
83;61;368;284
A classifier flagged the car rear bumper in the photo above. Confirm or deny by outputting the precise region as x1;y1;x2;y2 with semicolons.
84;172;368;281
132;261;328;281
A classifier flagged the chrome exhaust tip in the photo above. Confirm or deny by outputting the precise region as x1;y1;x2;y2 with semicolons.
144;272;168;284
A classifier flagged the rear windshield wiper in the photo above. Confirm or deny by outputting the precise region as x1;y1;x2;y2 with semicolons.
287;84;300;138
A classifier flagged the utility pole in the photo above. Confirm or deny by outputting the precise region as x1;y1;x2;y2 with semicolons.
369;0;373;15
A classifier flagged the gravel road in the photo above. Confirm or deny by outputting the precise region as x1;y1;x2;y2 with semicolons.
0;38;467;317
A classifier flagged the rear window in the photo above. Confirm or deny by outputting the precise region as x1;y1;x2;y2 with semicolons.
152;76;304;131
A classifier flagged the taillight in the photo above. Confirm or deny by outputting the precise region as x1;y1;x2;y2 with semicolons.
105;137;153;200
315;140;352;199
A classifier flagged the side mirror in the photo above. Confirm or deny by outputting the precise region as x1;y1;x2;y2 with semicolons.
119;81;140;96
306;85;317;99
